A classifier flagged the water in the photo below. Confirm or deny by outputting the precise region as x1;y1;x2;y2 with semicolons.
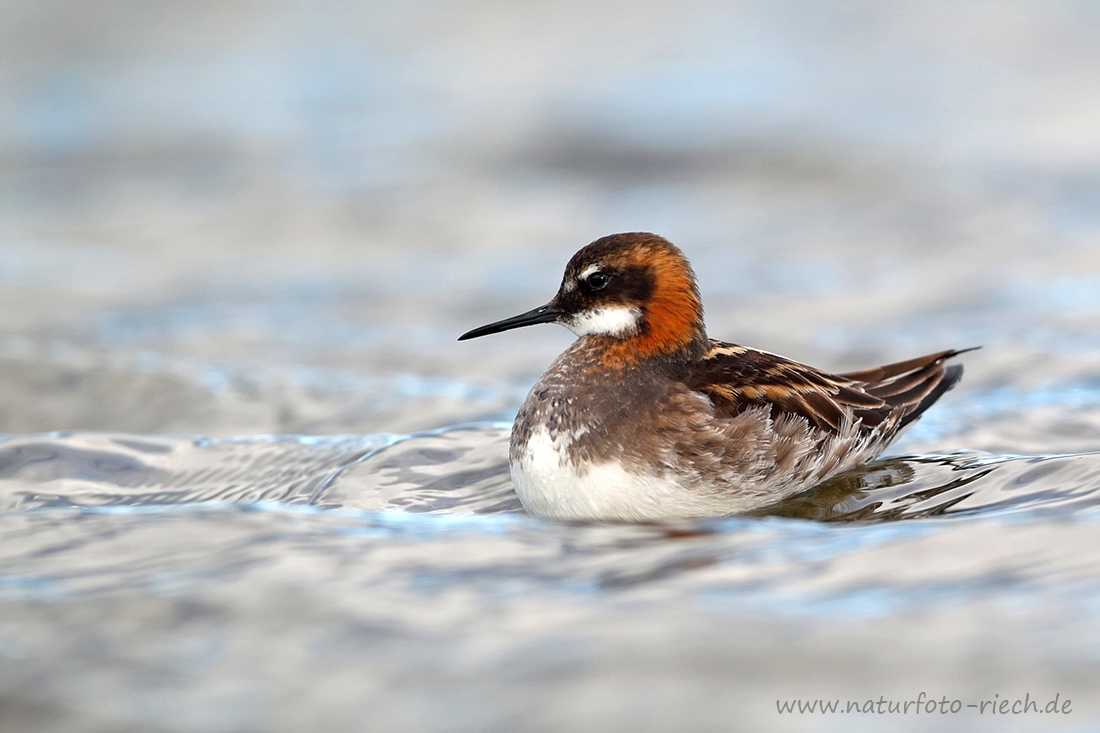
3;1;1100;731
3;431;1100;732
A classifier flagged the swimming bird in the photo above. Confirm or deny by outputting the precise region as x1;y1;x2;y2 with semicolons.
459;233;972;521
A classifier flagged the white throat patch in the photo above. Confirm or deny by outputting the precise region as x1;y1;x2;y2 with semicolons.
564;306;641;337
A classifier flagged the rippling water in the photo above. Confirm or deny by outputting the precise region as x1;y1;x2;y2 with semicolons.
3;1;1100;731
3;425;1100;730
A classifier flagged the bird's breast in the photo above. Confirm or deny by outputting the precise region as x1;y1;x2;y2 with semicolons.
509;420;696;521
508;377;735;521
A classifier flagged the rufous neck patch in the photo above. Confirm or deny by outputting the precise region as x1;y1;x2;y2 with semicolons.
604;249;705;365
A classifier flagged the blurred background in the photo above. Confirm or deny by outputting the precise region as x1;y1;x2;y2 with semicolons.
3;0;1099;448
5;3;1100;732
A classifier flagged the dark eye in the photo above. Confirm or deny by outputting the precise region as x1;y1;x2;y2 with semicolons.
586;271;610;290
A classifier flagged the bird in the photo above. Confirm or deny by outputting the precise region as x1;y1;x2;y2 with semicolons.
459;232;973;522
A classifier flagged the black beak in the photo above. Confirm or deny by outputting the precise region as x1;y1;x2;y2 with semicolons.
458;303;562;340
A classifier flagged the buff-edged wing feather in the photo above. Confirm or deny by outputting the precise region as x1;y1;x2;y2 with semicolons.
688;341;975;436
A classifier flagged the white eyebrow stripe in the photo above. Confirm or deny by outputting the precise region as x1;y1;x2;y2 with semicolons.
578;264;602;281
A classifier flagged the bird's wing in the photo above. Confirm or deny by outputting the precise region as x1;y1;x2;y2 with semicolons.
687;342;973;434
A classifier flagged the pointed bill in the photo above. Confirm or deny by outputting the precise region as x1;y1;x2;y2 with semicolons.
458;304;562;340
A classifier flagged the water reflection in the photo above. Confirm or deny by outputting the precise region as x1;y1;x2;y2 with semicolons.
4;428;1100;524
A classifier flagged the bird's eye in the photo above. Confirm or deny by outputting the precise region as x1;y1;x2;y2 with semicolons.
586;271;610;290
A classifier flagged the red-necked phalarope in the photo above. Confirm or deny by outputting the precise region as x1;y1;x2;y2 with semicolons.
459;232;973;521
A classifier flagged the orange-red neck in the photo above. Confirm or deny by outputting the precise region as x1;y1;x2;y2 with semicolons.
602;258;706;367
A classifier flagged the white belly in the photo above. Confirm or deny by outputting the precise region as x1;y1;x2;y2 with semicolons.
510;424;728;521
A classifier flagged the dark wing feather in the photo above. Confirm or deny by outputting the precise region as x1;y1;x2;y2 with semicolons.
837;348;977;382
688;341;974;435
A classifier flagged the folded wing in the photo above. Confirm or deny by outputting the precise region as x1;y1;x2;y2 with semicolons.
688;342;974;435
